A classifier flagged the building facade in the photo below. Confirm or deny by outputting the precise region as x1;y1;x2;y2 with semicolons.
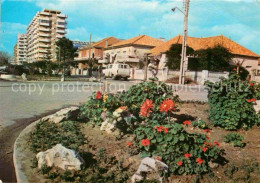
149;35;260;73
26;9;67;63
15;34;27;65
72;37;121;75
101;35;164;68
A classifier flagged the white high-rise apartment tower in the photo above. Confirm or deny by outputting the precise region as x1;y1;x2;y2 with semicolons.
15;33;27;64
26;9;67;63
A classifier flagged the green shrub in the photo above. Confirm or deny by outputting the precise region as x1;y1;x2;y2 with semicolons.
224;133;246;148
79;92;122;125
192;119;209;129
206;73;258;130
29;120;85;153
134;123;224;175
120;81;179;117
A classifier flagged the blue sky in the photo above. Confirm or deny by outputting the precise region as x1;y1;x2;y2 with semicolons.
1;0;260;56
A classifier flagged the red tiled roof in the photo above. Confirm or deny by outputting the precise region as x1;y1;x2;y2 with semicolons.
149;35;260;58
110;35;164;48
80;37;121;50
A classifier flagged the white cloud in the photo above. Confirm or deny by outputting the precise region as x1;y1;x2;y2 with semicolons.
66;27;90;41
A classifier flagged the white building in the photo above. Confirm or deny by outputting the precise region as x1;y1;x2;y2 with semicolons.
15;34;27;65
26;9;67;63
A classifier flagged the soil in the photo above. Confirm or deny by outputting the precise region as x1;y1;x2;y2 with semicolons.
80;124;141;175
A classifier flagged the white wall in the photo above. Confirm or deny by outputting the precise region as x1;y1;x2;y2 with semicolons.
130;68;168;81
168;70;229;85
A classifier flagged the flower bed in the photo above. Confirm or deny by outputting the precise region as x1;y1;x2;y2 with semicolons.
27;80;260;182
79;81;224;176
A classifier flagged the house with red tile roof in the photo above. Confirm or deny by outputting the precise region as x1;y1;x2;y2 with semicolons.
149;35;260;74
73;37;121;75
101;35;165;68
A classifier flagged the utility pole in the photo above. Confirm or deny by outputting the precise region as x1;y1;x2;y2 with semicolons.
179;0;190;85
88;34;92;77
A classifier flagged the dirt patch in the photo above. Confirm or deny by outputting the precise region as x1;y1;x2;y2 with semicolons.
80;124;140;174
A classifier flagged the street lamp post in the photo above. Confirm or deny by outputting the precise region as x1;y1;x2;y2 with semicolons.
172;0;190;85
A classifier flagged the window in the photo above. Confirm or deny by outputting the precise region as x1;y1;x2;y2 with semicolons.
109;65;113;68
40;20;49;24
124;65;127;69
58;22;66;25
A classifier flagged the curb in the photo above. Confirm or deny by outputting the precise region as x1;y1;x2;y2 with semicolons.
13;106;80;183
13;119;41;183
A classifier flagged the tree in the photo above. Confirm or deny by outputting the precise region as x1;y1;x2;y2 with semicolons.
195;44;232;71
56;37;77;76
165;44;233;71
165;44;194;70
0;51;10;66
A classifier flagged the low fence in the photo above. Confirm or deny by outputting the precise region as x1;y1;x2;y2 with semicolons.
130;68;168;81
168;70;229;85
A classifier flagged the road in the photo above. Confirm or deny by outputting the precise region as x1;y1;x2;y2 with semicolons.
0;79;207;182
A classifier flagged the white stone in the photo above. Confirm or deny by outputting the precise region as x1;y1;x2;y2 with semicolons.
21;73;27;81
100;118;116;133
36;144;84;171
89;77;97;82
41;107;79;123
253;100;260;113
131;157;168;183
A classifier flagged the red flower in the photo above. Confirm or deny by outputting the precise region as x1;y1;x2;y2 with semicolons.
177;161;183;166
233;68;237;71
164;127;168;133
202;147;208;152
183;120;191;126
95;91;102;100
141;139;150;146
196;158;203;164
184;153;191;159
159;99;175;114
214;142;220;146
203;129;211;133
154;126;168;134
156;157;162;161
206;135;210;140
139;99;153;117
126;142;133;147
247;98;256;103
250;83;254;87
155;125;163;132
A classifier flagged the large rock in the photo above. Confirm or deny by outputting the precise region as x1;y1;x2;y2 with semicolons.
36;144;84;170
41;107;80;123
132;157;168;183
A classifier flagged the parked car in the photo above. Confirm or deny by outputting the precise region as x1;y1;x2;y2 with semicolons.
103;63;130;80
